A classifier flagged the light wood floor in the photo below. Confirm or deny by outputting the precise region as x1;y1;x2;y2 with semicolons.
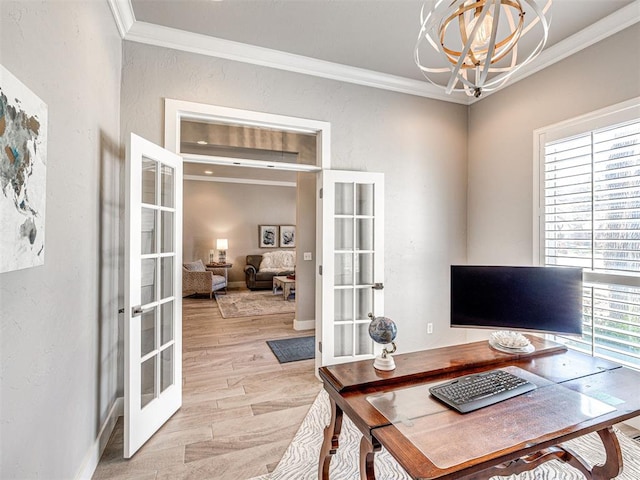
92;290;321;480
91;292;640;480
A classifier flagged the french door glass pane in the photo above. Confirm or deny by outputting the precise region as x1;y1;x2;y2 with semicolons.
141;258;156;305
355;288;372;320
161;257;173;299
356;219;374;251
335;183;354;215
334;289;353;322
356;253;374;285
356;324;373;355
161;301;174;344
141;208;156;255
334;324;353;357
161;345;174;392
334;253;353;286
335;218;353;250
356;183;374;216
161;165;174;208
140;356;156;408
141;308;156;357
161;211;174;253
142;157;156;205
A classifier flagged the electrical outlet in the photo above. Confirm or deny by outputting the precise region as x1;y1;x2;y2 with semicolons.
427;323;433;334
304;252;312;261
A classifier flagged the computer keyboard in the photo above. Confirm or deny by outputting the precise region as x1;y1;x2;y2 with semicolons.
429;369;537;413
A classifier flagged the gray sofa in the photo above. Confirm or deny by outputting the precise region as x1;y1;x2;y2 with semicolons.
244;253;295;290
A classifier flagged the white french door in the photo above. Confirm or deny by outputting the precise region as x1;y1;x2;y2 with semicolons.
124;133;183;458
318;170;385;366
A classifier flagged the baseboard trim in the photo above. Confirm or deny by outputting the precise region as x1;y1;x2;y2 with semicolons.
294;318;315;331
75;396;124;480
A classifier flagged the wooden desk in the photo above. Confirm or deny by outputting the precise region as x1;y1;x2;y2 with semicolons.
318;337;640;480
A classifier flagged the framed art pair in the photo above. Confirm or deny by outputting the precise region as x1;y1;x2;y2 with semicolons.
259;225;295;248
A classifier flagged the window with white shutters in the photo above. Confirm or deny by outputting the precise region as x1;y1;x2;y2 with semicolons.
540;106;640;369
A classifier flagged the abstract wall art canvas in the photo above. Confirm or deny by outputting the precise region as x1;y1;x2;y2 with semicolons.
279;225;295;248
259;225;278;248
0;65;47;273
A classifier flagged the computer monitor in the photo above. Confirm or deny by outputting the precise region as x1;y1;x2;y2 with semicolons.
450;265;583;335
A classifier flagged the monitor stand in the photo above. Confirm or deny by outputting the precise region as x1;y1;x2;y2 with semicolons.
488;330;535;354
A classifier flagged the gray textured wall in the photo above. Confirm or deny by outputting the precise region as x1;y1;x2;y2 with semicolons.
0;1;122;478
466;24;640;342
120;40;469;356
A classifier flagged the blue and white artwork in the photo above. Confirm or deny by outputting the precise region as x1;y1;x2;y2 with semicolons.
0;65;47;273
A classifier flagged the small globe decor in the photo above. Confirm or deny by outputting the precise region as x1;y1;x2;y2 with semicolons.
368;313;398;371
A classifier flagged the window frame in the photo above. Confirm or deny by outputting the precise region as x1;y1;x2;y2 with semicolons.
533;97;640;367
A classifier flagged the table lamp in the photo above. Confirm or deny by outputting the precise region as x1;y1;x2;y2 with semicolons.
216;238;228;263
368;313;398;371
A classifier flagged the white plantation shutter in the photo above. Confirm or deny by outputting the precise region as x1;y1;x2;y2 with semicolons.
542;115;640;368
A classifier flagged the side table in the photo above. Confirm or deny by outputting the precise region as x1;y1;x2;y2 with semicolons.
206;262;232;294
273;275;296;301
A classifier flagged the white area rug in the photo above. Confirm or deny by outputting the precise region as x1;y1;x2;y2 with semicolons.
249;390;640;480
215;290;295;318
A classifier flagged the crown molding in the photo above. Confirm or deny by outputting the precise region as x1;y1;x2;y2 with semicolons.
472;0;640;103
124;21;469;105
110;0;640;106
106;0;135;38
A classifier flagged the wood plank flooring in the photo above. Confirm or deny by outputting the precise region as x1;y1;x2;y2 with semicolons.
92;290;321;480
91;292;640;480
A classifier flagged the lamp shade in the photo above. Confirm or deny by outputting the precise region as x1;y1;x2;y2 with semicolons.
216;239;228;250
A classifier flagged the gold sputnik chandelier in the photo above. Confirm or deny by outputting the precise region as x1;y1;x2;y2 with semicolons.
415;0;552;97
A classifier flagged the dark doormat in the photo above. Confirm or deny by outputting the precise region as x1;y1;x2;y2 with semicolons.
267;336;315;363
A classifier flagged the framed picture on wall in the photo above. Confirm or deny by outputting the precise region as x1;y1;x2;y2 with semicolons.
259;225;278;248
279;225;296;248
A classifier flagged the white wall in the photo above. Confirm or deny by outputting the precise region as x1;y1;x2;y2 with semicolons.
466;25;640;341
183;179;296;283
120;41;469;355
0;2;122;478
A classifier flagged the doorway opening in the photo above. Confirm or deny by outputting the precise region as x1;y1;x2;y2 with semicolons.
165;99;330;364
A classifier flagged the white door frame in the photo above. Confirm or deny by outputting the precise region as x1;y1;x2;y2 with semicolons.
164;99;330;170
163;99;331;367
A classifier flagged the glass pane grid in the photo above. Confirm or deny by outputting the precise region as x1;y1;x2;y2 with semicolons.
333;180;377;359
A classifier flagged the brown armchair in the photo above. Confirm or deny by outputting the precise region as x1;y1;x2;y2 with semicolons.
182;260;227;298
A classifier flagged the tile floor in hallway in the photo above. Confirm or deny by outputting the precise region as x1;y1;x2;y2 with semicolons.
92;290;321;480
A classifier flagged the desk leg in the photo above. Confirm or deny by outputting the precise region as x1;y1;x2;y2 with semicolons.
577;427;622;480
464;426;622;480
318;398;343;480
359;435;381;480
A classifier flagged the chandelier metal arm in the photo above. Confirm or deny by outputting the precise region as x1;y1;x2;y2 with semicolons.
415;0;552;97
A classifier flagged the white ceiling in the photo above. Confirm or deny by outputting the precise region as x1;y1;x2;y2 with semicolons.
117;0;640;181
130;0;638;87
